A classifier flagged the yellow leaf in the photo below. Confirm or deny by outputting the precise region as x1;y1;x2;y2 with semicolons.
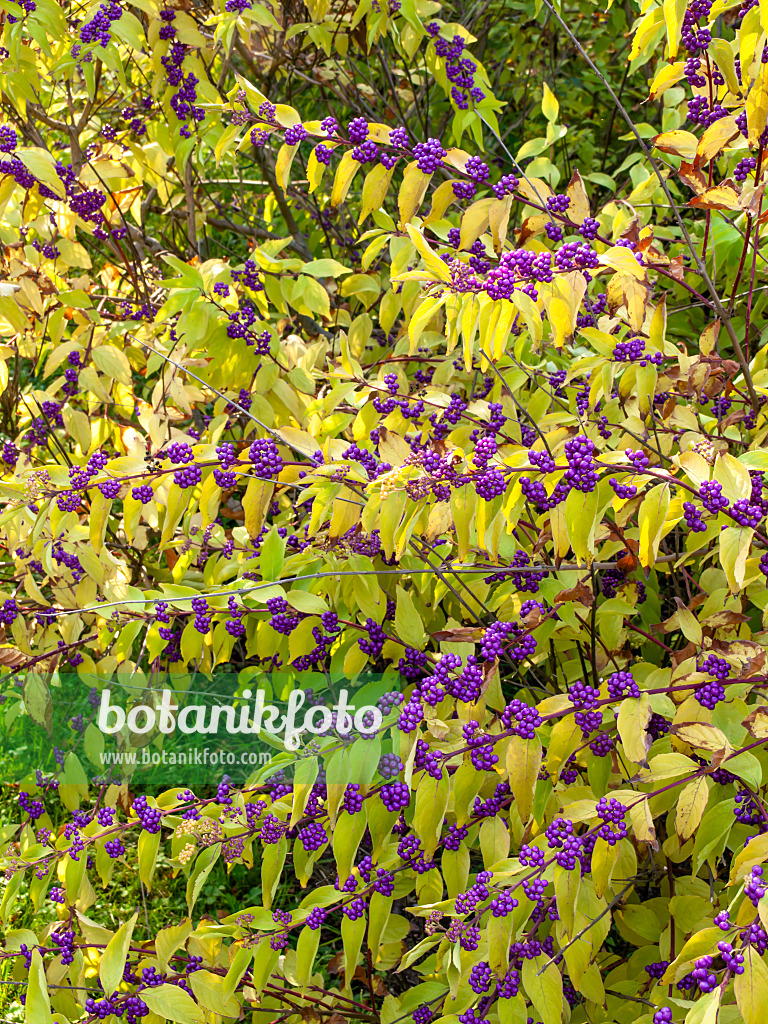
663;0;687;58
617;694;651;766
308;143;336;193
564;486;600;565
676;777;709;840
673;722;731;755
741;6;762;85
404;225;452;283
650;62;685;100
397;161;432;228
243;477;274;539
489;196;512;253
491;299;516;360
653;128;698;160
541;81;559;121
565;169;590;224
359;163;395;224
89;491;112;554
423;179;459;224
275;142;299;193
697;116;739;163
687;183;742;210
409;294;447;353
638;483;670;567
720;525;754;593
735;945;768;1024
331;151;362;207
459;198;495;250
598;245;647;281
505;735;541;822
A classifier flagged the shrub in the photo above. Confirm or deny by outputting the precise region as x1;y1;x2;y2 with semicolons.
0;1;767;1024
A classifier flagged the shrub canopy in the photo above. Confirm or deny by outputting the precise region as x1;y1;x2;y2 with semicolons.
1;1;768;1024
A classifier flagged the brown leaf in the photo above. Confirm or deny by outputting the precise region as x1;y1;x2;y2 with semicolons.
429;626;484;641
671;640;699;668
326;952;345;976
554;581;594;607
0;647;26;667
678;161;709;195
701;610;750;629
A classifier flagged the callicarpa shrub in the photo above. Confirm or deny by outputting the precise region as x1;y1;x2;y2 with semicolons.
2;0;768;1022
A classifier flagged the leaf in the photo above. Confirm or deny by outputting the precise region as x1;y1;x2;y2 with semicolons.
301;259;351;278
748;60;768;148
697;116;739;163
156;919;193;972
566;169;591;223
296;925;322;988
395;586;427;649
285;590;329;614
564;486;600;565
138;830;161;891
187;846;220;915
638;483;670;568
505;734;541;822
652;128;698;160
522;955;562;1024
736;946;768;1024
90;490;112;555
92;345;133;385
398;161;432;228
405;225;452;283
676;777;709;841
617;694;651;766
331;150;363;207
16;147;66;198
275;142;299;193
687;183;741;210
100;911;139;996
598;245;647;281
359;162;395;224
650;62;685;100
460;198;494;250
541;82;559;122
141;984;204;1023
672;722;732;754
743;706;768;739
662;0;687;58
720;526;754;593
243;477;274;539
553;864;580;934
25;950;52;1024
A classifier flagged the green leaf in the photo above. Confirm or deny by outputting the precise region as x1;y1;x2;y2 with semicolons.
138;830;161;892
25;949;52;1024
522;954;563;1024
156;919;193;972
141;983;204;1023
505;734;541;822
563;486;599;564
395;585;427;649
187;846;220;915
296;925;322;988
100;911;139;996
736;946;768;1024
